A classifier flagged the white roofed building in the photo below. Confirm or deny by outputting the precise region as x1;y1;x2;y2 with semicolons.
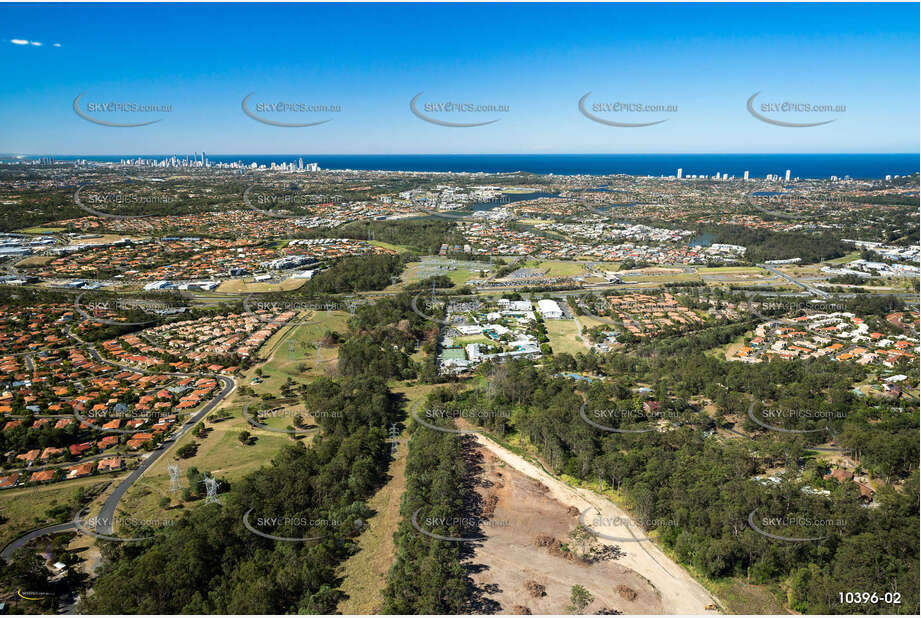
537;299;563;319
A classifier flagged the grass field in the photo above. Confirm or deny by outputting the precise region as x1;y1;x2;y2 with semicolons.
0;478;109;548
450;334;491;346
706;330;752;360
216;278;308;293
369;240;412;254
401;259;482;287
116;312;348;527
14;255;54;267
826;250;862;265
777;265;826;277
116;405;300;528
704;578;787;614
15;226;66;234
576;314;616;328
697;266;770;275
336;433;408;613
623;273;702;284
545;318;590;355
536;260;587;277
70;233;129;244
240;310;351;393
590;261;622;271
337;383;438;613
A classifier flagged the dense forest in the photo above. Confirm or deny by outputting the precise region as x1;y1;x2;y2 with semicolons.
382;417;483;614
305;253;406;293
330;218;465;254
431;356;919;615
342;292;443;382
704;225;850;264
69;291;451;612
80;374;402;613
2;273;916;614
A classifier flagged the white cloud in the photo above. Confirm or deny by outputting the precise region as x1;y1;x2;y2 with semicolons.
8;39;60;47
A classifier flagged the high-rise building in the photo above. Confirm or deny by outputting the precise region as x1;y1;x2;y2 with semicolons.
298;157;304;170
676;168;683;179
785;169;791;182
743;170;749;180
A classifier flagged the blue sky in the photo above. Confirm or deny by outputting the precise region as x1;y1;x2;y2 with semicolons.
1;2;918;155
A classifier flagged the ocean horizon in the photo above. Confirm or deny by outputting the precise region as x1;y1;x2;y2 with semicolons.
27;153;921;179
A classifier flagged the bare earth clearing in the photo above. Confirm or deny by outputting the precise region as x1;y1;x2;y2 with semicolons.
470;433;719;614
469;448;663;614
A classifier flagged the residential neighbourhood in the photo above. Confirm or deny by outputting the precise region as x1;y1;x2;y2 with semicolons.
18;235;391;285
733;310;920;394
0;302;286;490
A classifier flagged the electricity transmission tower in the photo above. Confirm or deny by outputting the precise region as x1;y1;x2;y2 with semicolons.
202;475;221;505
168;463;182;493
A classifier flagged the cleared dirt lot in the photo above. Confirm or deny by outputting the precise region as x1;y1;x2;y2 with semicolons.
469;434;719;614
468;448;664;614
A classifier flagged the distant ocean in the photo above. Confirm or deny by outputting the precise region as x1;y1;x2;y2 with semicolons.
47;153;919;179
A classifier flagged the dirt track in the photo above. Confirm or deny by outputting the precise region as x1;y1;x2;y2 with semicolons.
469;449;663;614
471;433;719;614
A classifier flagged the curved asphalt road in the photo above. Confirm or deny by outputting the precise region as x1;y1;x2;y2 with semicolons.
1;333;236;556
93;373;234;535
3;266;914;556
1;522;77;561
